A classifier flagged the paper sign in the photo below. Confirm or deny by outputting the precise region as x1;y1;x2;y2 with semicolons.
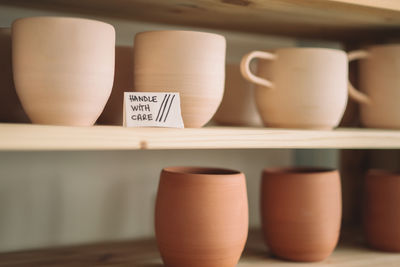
124;92;184;128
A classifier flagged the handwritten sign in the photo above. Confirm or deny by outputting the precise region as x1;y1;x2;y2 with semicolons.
123;92;184;128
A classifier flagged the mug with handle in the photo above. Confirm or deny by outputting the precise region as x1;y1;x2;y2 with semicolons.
240;47;361;129
348;44;400;129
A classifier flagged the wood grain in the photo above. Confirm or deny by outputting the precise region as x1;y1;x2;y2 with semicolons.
2;123;400;150
1;229;400;266
0;0;399;40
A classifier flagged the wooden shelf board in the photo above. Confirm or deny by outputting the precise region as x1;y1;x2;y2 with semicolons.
1;0;400;40
1;229;399;266
1;123;400;150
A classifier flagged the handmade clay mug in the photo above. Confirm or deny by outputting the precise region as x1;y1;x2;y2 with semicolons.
134;30;226;128
213;64;262;126
240;48;351;129
348;44;400;129
261;167;342;262
364;170;400;251
12;17;115;126
0;28;29;123
155;166;248;267
98;46;133;125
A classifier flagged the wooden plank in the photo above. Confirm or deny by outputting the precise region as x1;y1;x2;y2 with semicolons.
0;0;399;40
2;124;400;150
1;229;400;266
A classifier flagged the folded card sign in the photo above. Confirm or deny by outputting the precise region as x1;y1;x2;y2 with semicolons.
124;92;184;128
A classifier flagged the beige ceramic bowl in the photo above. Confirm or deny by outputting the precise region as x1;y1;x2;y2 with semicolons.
134;30;226;128
12;16;115;126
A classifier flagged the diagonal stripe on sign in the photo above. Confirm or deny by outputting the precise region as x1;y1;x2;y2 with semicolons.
158;94;171;122
155;94;168;122
164;94;176;122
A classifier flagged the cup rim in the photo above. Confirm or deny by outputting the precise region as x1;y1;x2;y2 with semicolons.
12;16;114;31
135;30;226;41
263;166;337;175
163;166;242;176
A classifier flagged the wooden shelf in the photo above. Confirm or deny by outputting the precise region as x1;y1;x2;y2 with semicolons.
1;123;400;150
0;229;398;266
1;0;400;40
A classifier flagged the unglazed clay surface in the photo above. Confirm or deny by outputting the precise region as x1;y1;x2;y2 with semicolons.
155;167;248;267
358;45;400;129
364;170;400;251
261;167;342;262
98;46;133;125
0;28;29;123
241;48;348;129
12;17;115;126
213;64;262;126
133;30;226;128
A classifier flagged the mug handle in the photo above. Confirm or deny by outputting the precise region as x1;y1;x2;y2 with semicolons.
347;50;371;105
240;51;277;89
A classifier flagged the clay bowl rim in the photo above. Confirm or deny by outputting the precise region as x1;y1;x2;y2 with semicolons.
163;166;242;176
263;166;337;175
134;30;226;42
367;169;400;177
12;16;114;32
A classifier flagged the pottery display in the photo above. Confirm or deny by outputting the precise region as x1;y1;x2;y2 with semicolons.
213;64;262;126
0;28;29;123
240;48;349;129
348;44;400;129
133;30;226;128
97;46;133;125
364;170;400;251
12;16;115;126
261;167;342;262
155;166;248;267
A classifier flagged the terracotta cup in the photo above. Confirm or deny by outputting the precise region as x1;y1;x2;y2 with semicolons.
0;28;29;123
155;167;248;267
133;30;226;128
213;64;262;126
240;48;354;129
364;170;400;251
97;46;133;125
261;167;342;262
348;44;400;129
12;17;115;126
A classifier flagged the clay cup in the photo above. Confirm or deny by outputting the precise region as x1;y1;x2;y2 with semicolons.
155;166;248;267
12;16;115;126
134;30;226;128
